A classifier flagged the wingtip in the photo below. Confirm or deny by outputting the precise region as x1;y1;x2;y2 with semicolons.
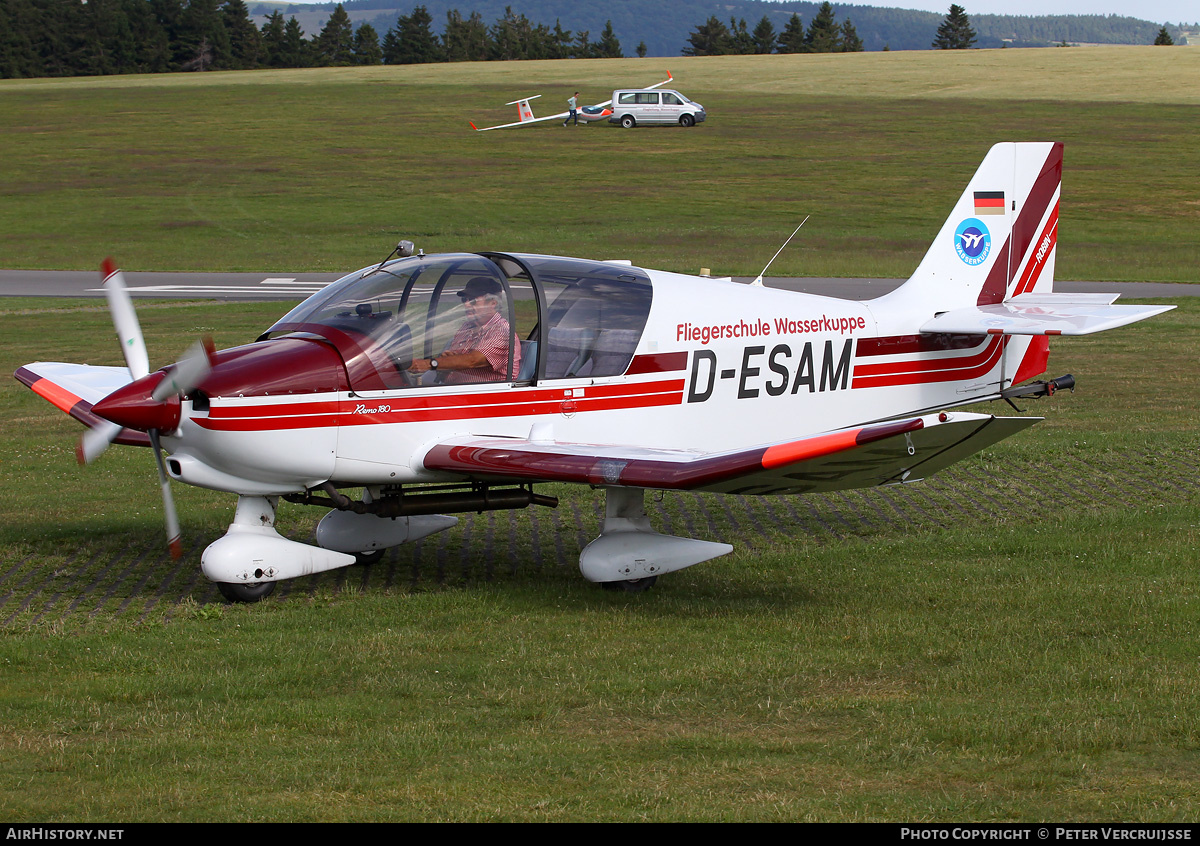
100;257;117;279
75;439;86;466
169;536;183;559
469;121;478;131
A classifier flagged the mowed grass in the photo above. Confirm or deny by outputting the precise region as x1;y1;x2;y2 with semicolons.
0;294;1197;821
1;48;1199;821
1;47;1198;280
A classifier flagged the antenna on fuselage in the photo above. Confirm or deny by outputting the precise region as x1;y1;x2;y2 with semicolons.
751;216;809;287
363;239;417;279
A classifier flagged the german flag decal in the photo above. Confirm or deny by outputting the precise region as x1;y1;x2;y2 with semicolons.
974;191;1005;215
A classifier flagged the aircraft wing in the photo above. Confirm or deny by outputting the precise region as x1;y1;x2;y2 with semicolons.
14;362;150;447
582;71;674;110
921;293;1175;336
422;411;1038;496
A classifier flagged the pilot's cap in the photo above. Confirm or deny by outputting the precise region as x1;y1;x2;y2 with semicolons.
458;277;503;300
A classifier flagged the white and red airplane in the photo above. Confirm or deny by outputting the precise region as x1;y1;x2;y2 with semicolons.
15;142;1173;601
470;72;674;131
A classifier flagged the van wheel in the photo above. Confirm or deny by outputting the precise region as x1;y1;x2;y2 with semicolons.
680;114;695;127
620;115;636;129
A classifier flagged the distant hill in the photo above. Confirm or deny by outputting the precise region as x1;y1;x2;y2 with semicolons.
249;1;1193;56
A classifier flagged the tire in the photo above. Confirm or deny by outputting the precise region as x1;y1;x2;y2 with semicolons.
620;115;636;129
353;548;386;566
600;575;657;593
680;114;694;127
217;581;276;603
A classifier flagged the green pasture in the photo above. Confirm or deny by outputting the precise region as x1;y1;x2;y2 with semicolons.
1;47;1198;281
0;295;1197;821
1;48;1199;821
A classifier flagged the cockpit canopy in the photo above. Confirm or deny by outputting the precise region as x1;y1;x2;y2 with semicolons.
263;252;653;393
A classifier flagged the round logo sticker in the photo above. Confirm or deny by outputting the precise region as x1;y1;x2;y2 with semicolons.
954;218;992;266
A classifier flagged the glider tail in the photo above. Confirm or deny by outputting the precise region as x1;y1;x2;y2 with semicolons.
511;96;539;123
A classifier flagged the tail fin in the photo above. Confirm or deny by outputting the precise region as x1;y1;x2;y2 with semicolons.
881;142;1172;384
887;142;1063;310
506;95;542;123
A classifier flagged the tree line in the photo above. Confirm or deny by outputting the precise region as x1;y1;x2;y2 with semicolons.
2;0;1185;79
683;2;863;55
0;0;626;78
328;1;1190;55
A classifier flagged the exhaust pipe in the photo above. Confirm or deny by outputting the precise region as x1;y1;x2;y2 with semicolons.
291;484;559;517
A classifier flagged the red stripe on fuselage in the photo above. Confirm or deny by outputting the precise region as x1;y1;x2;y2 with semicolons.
626;351;688;375
853;336;999;377
195;379;686;432
851;337;1005;389
206;400;340;420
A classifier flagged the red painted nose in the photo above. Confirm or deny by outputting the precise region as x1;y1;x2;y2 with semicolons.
92;371;181;432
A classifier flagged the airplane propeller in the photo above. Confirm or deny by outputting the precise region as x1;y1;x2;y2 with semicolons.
81;259;216;558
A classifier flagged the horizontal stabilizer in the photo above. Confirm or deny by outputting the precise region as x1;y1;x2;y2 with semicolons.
921;294;1174;336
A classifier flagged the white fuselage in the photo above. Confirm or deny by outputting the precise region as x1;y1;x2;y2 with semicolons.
166;269;1032;495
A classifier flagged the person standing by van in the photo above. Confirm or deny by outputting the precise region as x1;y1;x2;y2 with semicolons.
563;92;579;126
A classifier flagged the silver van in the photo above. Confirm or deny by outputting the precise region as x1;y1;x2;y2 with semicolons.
608;88;706;128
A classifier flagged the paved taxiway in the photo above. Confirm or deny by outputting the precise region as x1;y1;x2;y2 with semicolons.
0;270;1192;302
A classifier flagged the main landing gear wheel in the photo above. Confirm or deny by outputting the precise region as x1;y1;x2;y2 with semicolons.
353;549;386;566
217;581;277;603
601;576;658;593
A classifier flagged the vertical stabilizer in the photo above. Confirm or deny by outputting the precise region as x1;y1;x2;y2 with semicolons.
509;95;541;123
880;142;1063;313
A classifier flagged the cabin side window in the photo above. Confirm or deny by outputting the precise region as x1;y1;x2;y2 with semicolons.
490;255;653;381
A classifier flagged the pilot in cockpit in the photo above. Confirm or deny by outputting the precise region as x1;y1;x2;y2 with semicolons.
408;277;521;384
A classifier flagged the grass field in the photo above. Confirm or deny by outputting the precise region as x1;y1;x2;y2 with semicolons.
1;47;1198;280
1;48;1199;822
0;295;1195;821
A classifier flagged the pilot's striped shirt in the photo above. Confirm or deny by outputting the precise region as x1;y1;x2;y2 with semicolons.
443;313;520;384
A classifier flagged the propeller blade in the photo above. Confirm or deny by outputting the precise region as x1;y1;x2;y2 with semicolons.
76;419;124;465
148;430;183;559
101;258;149;381
151;337;216;402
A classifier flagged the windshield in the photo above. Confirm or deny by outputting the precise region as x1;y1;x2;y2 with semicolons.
264;252;654;391
265;253;517;392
